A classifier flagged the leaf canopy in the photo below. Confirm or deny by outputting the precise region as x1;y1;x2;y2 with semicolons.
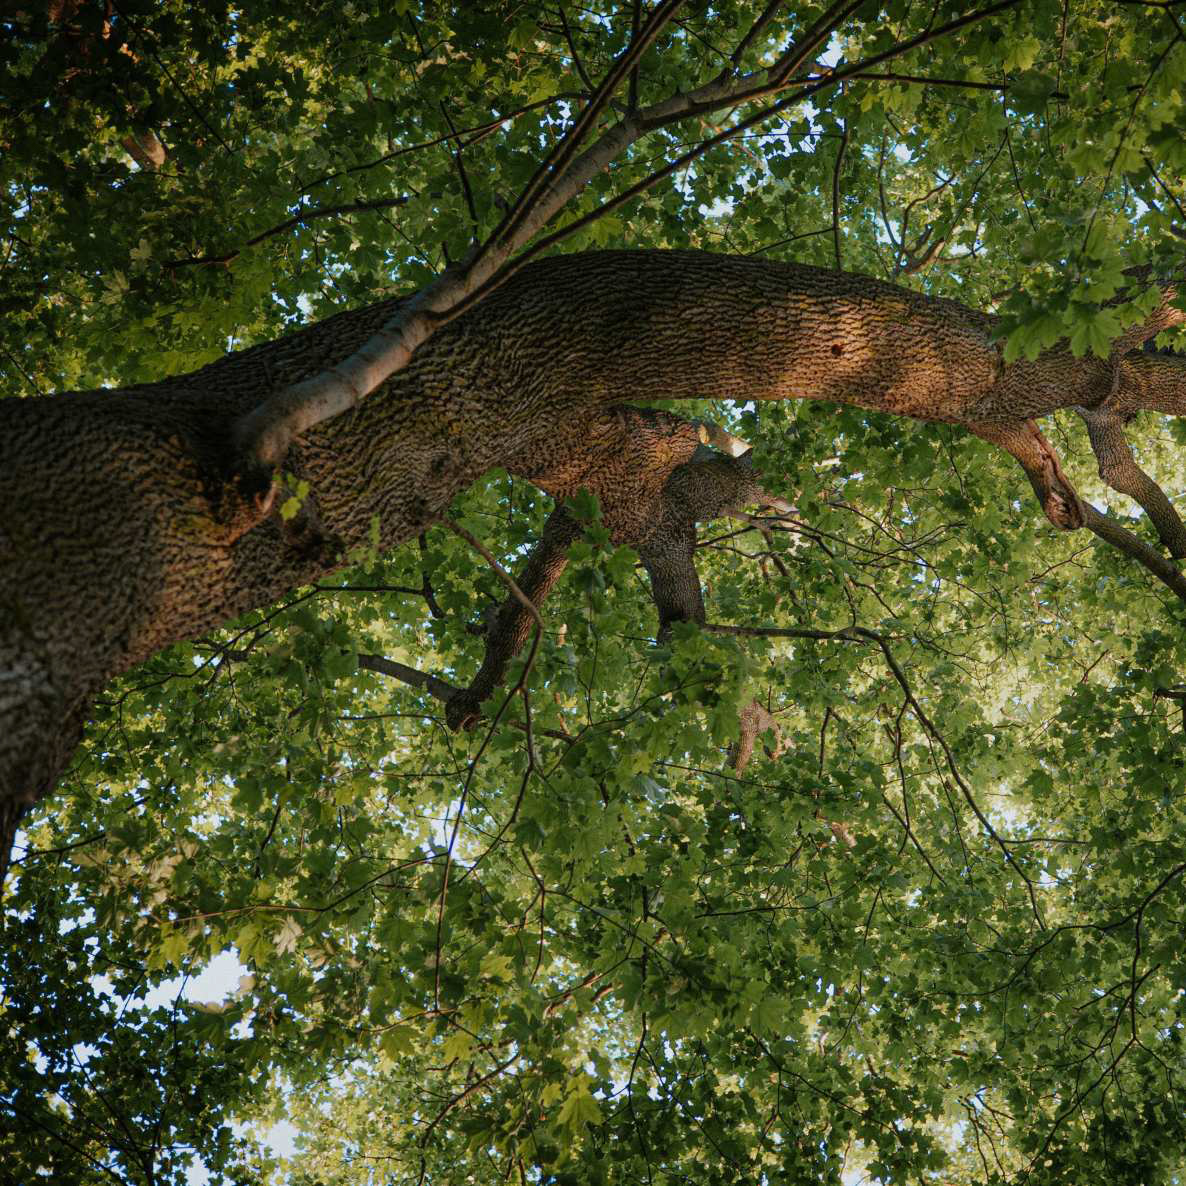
4;1;1186;1183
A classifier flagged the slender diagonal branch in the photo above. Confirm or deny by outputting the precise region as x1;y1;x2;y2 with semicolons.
357;654;458;702
163;197;411;270
477;0;687;263
441;519;545;634
298;94;588;194
731;0;787;65
1081;502;1186;600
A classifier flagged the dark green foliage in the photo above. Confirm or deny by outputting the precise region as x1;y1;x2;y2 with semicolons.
4;2;1186;1182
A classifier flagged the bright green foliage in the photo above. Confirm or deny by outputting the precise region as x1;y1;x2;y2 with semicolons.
5;2;1186;1183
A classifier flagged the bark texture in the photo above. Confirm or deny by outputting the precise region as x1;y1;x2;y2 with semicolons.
446;423;785;730
3;249;1185;871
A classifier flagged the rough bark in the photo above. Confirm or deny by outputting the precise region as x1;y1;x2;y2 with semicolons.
446;424;786;729
444;506;583;731
730;702;785;776
3;249;1186;870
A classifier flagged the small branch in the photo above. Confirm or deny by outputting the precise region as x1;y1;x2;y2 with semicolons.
1147;160;1186;235
469;0;1023;304
849;70;1067;98
112;1;235;157
1154;685;1186;732
357;654;458;702
556;5;596;92
440;519;543;633
165;197;410;269
12;830;107;863
851;70;1004;90
866;629;1045;929
1;345;42;395
765;0;867;87
299;94;587;194
419;1052;520;1147
831;116;848;269
629;0;642;112
705;622;874;643
744;226;831;255
255;791;285;878
428;519;549;1008
479;0;687;268
417;532;445;618
730;0;787;65
439;101;480;233
357;654;576;745
1081;502;1186;602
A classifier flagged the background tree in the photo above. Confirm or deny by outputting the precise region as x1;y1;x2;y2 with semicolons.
4;1;1186;1182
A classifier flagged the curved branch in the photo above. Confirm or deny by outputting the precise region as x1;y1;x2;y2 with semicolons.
1081;503;1186;601
445;424;787;730
1078;403;1186;557
444;508;581;731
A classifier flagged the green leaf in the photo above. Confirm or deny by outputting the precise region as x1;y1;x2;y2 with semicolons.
556;1078;603;1135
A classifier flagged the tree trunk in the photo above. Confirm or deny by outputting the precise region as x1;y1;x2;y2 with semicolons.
2;249;1184;860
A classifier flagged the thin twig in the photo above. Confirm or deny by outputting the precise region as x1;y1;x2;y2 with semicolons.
439;101;481;234
731;0;787;65
556;6;596;91
831;116;848;269
441;520;544;631
299;94;586;193
708;620;1044;926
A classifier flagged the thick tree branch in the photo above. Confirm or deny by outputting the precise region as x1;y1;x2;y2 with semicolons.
12;250;1186;849
1080;503;1186;600
1078;403;1186;556
232;0;1021;475
964;419;1085;531
446;414;789;729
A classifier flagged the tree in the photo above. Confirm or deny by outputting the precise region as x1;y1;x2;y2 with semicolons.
4;1;1186;1182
